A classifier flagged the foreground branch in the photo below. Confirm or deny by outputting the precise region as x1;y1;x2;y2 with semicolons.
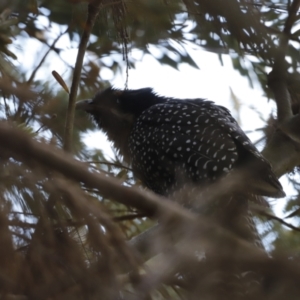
0;122;193;220
3;123;300;298
0;123;273;253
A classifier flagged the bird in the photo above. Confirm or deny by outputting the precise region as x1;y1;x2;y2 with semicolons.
76;87;285;245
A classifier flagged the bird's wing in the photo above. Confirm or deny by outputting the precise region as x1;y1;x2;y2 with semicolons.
129;100;239;191
130;100;284;198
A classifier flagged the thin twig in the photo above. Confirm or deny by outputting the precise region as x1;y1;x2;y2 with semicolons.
27;29;68;85
251;204;300;232
0;122;172;215
113;213;146;221
8;220;36;228
63;2;102;152
86;160;132;171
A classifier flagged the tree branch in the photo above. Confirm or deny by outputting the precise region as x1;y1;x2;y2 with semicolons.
264;0;300;174
2;122;300;284
267;0;300;122
262;131;300;177
63;1;102;152
0;122;195;220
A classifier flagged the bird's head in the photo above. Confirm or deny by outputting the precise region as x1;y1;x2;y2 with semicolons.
76;87;134;128
76;86;159;162
76;87;135;161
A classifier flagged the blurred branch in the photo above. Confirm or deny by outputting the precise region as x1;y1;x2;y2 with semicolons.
279;114;300;143
0;122;272;248
0;122;193;217
252;2;292;12
52;176;140;273
0;121;280;225
284;0;300;35
113;213;146;221
267;0;300;123
264;0;300;175
86;160;133;171
0;295;27;300
250;204;300;232
0;78;37;102
8;220;36;228
0;122;279;266
63;1;102;152
128;224;162;261
3;122;300;297
262;130;300;177
136;238;300;298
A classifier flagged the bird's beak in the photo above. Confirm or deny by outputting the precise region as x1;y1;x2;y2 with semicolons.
75;99;93;111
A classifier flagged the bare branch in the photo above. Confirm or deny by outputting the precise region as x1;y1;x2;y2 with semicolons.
63;2;102;152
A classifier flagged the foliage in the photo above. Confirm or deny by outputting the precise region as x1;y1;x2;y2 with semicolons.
0;0;299;299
